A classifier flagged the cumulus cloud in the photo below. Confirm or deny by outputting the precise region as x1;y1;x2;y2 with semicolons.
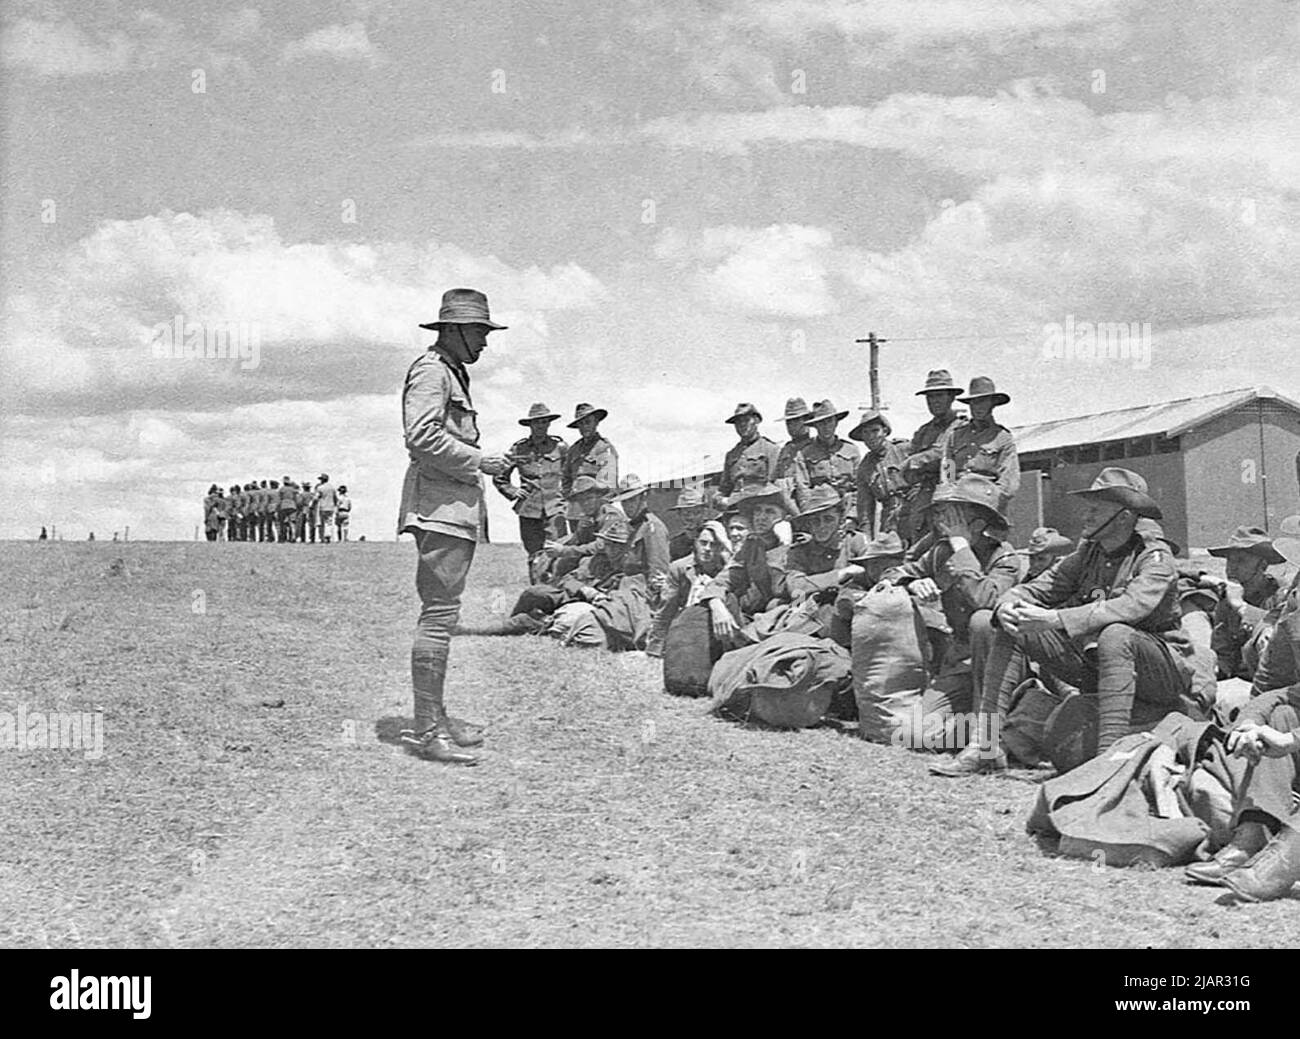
655;224;841;320
281;22;383;65
1;208;608;415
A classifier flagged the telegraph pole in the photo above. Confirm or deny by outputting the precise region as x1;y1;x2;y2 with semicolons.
854;332;887;411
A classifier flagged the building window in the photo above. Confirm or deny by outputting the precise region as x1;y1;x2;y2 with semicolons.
1156;436;1181;454
1102;441;1125;460
1077;444;1101;463
1127;436;1154;458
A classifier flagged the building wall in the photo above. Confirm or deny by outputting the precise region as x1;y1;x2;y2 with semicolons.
1182;401;1300;548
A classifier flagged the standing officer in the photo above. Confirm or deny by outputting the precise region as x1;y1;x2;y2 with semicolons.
397;288;510;765
301;477;319;543
719;403;780;501
793;398;860;516
899;369;966;548
495;402;569;579
849;409;909;539
937;376;1019;515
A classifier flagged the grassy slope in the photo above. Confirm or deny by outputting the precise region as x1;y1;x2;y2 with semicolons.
0;540;1294;948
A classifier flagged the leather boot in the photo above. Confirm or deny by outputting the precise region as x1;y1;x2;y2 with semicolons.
929;742;1008;777
1222;824;1300;902
1184;821;1270;886
453;613;542;636
442;713;485;747
400;724;478;765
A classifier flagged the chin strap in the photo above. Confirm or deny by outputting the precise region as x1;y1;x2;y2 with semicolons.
1083;507;1131;544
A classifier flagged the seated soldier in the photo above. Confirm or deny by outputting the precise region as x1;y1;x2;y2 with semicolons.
666;485;713;562
457;514;635;637
829;530;909;647
934;467;1199;777
784;485;870;603
535;476;616;583
646;520;732;658
1016;527;1074;581
1198;526;1287;681
721;505;749;551
1184;602;1300;901
610;475;671;588
877;474;1021;750
698;483;792;643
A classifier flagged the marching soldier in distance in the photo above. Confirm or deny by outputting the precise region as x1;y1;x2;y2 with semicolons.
336;485;351;542
849;409;909;539
936;376;1019;515
203;485;221;541
278;476;298;542
495;402;569;579
295;478;313;543
259;480;274;542
719;402;780;501
793;398;860;517
316;473;337;543
397;287;511;765
561;402;618;534
228;484;245;541
899;369;965;549
302;477;319;543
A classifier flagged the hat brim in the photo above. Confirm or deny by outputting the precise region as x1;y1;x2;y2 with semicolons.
518;414;561;426
1068;486;1162;520
419;319;508;330
926;495;1008;527
848;548;906;564
848;420;890;442
915;387;961;397
567;409;608;428
809;410;850;425
795;500;843;521
1207;543;1287;564
612;485;649;503
957;392;1011;406
731;492;787;513
724;413;762;425
782;412;814;423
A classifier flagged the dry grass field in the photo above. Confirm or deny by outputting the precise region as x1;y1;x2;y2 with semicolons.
0;540;1295;948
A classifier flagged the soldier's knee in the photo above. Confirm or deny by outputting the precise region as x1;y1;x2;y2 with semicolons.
1095;622;1139;657
969;609;995;642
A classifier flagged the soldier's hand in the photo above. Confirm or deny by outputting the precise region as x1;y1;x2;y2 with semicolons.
792;530;812;545
1222;579;1246;610
479;453;510;476
1231;722;1296;759
1014;603;1061;634
709;599;738;641
838;564;865;583
996;600;1023;634
908;577;941;603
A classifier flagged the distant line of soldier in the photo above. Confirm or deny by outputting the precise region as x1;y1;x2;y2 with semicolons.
203;474;351;543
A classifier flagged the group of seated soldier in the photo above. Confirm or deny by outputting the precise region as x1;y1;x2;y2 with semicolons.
473;386;1300;903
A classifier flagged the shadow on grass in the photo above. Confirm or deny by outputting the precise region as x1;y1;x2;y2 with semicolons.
375;716;412;746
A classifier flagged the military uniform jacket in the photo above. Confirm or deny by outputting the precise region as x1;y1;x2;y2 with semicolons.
1243;608;1300;742
901;411;964;492
1000;534;1186;647
278;485;298;512
793;436;861;514
1212;572;1284;681
855;439;910;535
398;347;483;541
203;495;221;529
719;434;780;498
624;511;671;582
699;530;790;616
649;555;725;651
774;436;811;482
784;532;870;601
562;434;618;503
883;535;1020;644
496;434;567;519
936;417;1020;506
668;529;697;562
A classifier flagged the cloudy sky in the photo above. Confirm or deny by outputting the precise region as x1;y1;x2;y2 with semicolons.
2;0;1298;541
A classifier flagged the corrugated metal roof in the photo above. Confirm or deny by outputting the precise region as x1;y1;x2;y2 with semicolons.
1013;386;1300;455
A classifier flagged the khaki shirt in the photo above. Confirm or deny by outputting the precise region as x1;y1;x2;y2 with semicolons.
785;532;870;600
793;436;861;514
496;434;567;519
562;435;619;519
719;434;780;498
901;411;964;504
855;439;910;536
936;417;1020;507
397;348;483;541
884;535;1021;644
